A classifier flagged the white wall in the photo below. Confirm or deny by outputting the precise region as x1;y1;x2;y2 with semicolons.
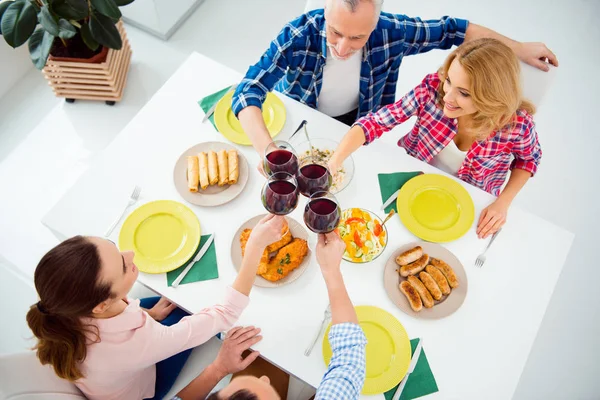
0;40;33;99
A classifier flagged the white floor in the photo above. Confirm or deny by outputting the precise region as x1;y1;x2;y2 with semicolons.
0;0;598;399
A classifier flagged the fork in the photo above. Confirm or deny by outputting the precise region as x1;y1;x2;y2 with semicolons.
474;228;502;268
304;304;332;357
104;185;141;237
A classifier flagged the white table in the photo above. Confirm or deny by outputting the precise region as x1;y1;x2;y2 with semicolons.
42;52;574;400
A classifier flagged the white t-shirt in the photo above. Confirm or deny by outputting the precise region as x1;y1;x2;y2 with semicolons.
317;48;362;117
431;139;467;175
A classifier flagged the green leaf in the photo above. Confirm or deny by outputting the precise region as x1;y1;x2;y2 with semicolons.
57;18;75;38
52;0;88;21
1;0;37;47
114;0;135;5
28;27;54;69
90;0;121;21
0;1;14;36
89;11;121;49
80;21;98;51
39;5;59;36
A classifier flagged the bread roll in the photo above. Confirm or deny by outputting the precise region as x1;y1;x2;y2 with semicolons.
399;253;429;277
426;265;451;295
419;271;442;300
228;149;239;184
407;275;434;308
396;246;423;266
430;258;459;288
198;152;209;190
187;156;199;192
208;151;218;185
217;150;229;186
400;281;422;312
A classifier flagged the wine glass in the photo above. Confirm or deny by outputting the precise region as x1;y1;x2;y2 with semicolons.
303;191;341;253
297;156;332;198
261;172;299;216
263;141;299;176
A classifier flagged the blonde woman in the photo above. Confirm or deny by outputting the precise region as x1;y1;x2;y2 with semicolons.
329;38;541;239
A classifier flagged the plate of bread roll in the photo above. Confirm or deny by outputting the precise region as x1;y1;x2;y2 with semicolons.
383;241;468;319
173;141;249;206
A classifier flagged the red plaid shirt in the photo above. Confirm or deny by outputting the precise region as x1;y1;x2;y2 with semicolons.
355;73;542;196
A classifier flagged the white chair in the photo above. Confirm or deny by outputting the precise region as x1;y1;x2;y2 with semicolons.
520;61;556;108
0;352;85;400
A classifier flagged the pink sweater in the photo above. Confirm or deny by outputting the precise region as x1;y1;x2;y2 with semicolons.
75;286;249;400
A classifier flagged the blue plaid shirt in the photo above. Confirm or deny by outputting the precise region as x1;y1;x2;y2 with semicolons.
232;9;468;120
316;323;367;400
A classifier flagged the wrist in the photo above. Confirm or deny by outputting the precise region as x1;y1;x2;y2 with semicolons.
496;193;514;207
322;267;343;283
143;308;155;320
207;360;229;380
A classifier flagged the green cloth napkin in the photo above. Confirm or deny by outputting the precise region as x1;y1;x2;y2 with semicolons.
166;235;219;286
378;172;423;214
383;338;438;400
198;86;234;129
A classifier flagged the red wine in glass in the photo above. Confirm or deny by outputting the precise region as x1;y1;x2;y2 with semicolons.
297;163;332;197
304;192;341;233
261;173;299;216
264;141;299;176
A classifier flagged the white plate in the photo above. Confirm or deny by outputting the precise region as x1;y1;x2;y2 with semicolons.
173;141;249;206
383;241;468;319
230;214;311;288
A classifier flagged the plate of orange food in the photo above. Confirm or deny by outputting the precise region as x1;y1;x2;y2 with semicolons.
230;215;310;287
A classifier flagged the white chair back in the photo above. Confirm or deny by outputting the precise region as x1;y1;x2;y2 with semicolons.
0;352;85;400
520;61;556;108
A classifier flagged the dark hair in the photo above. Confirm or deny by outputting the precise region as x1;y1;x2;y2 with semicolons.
25;236;114;381
207;389;258;400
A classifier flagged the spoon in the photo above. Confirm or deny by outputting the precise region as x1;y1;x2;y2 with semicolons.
381;209;396;227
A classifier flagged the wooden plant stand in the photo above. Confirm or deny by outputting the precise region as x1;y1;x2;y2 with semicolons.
42;21;132;105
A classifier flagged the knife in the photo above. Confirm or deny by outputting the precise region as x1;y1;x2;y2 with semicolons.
392;338;424;400
171;234;215;288
381;188;401;211
202;84;238;123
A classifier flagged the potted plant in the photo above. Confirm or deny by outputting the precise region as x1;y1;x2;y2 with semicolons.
0;0;135;104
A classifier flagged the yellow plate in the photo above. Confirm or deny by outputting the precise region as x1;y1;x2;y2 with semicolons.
322;306;411;395
214;91;286;145
118;200;201;274
397;173;474;243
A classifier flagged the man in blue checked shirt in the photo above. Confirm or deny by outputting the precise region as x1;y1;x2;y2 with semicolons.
232;0;558;162
172;232;367;400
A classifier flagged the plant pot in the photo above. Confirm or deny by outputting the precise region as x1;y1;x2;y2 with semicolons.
42;21;132;104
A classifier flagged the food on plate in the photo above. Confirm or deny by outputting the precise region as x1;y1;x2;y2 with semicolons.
189;149;240;191
239;221;307;282
426;265;451;295
228;149;239;184
299;146;345;192
399;281;422;312
399;253;430;277
430;258;459;288
407;275;434;308
217;150;229;186
260;238;308;282
198;152;209;190
419;271;443;301
187;156;199;192
338;208;387;262
396;246;423;266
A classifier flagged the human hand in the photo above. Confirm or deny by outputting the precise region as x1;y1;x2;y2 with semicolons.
514;42;558;71
212;326;262;376
316;231;346;277
146;297;177;321
476;199;509;239
256;160;267;178
247;214;285;250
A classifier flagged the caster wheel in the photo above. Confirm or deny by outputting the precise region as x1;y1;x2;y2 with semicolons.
65;98;75;103
105;100;116;106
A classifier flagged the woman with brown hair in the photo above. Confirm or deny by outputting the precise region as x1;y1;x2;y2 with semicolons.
26;214;285;400
329;38;542;239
